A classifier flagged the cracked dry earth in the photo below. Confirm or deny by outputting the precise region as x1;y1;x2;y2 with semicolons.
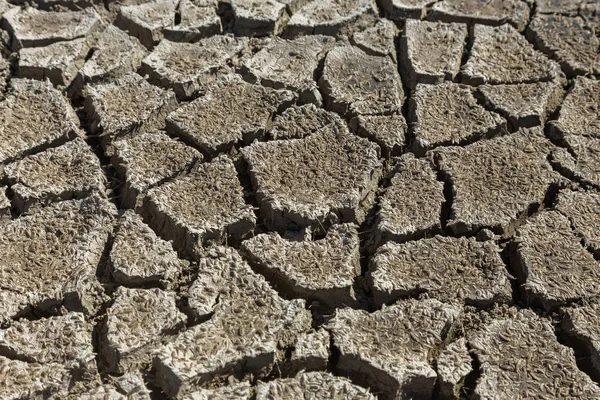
0;0;599;400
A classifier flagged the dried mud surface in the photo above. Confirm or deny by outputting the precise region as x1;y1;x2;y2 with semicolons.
0;1;598;399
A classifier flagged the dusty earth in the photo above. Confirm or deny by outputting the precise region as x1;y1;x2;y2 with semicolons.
0;0;599;399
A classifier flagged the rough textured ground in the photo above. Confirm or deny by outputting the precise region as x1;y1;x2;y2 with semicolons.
0;1;598;399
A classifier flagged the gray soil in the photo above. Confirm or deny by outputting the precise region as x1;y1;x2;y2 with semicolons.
0;1;599;399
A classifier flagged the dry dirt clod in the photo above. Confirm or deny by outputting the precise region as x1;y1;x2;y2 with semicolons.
511;210;600;311
84;72;178;150
433;127;564;237
430;0;531;32
0;356;72;399
101;286;186;374
116;0;178;48
555;189;600;257
2;7;101;50
166;75;295;156
526;13;600;78
319;44;404;117
369;235;511;307
0;78;80;165
372;154;444;246
378;0;434;19
242;35;335;105
242;120;382;232
409;82;506;154
255;371;376;399
327;298;461;399
351;18;397;62
163;0;222;42
110;210;189;288
231;0;288;36
285;0;378;37
477;80;564;129
141;35;247;101
268;103;342;140
17;38;89;87
437;337;472;400
0;186;10;219
0;196;116;323
400;20;467;90
74;25;147;93
111;131;202;209
141;155;256;256
5;138;105;214
154;247;311;398
462;23;561;85
467;309;600;398
241;223;361;308
349;114;407;158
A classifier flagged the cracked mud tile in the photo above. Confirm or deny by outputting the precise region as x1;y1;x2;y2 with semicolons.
242;35;335;105
409;82;506;154
155;247;311;398
511;210;600;311
2;7;101;50
141;156;255;256
549;76;600;187
116;0;178;48
351;19;397;62
462;23;561;85
100;287;186;374
163;0;221;41
561;303;600;380
241;223;361;308
319;43;403;116
0;312;95;375
477;80;564;128
556;189;600;257
286;0;378;37
166;74;294;156
74;25;147;93
268;103;342;140
110;210;189;288
0;78;79;165
5;138;105;213
430;0;530;31
0;196;115;327
231;0;288;36
526;13;600;77
84;72;178;149
17;38;89;87
400;20;467;90
182;382;252;399
243;121;382;232
327;298;461;399
433;127;564;237
349;114;407;158
379;0;434;19
372;154;443;246
256;371;376;399
468;309;600;398
437;338;472;399
369;236;510;307
286;329;330;374
141;35;247;100
0;356;72;399
111;131;202;209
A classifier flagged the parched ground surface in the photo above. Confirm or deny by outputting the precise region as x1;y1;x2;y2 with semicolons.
0;0;599;399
